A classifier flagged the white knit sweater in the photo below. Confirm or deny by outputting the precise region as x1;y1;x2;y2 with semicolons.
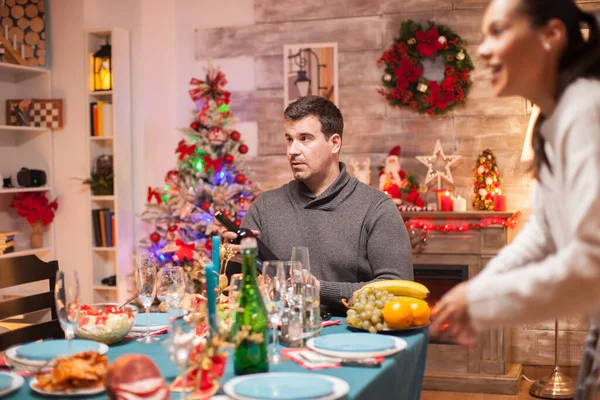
468;78;600;331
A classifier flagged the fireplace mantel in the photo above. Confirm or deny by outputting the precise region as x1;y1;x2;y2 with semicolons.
401;211;522;394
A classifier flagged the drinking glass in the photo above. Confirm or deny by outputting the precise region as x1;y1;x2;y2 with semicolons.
135;253;159;343
284;261;304;342
262;261;286;363
157;266;186;320
168;315;197;399
291;247;311;283
304;275;321;335
55;270;81;351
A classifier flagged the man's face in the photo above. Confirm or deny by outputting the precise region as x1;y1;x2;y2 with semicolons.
285;115;339;183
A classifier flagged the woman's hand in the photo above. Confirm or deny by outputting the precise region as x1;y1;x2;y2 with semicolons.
430;282;478;348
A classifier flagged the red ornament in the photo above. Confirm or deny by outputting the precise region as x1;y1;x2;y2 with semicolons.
168;225;179;233
190;122;199;131
150;232;161;243
238;144;249;154
224;154;235;164
235;174;246;184
234;219;242;228
201;201;211;212
230;131;241;141
205;240;212;251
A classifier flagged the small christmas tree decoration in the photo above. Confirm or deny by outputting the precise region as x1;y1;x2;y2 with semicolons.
415;140;462;190
141;65;260;268
472;148;502;211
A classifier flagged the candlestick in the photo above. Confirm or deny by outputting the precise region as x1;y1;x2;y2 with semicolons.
494;192;507;211
452;195;467;212
20;43;25;59
13;34;16;50
440;190;453;212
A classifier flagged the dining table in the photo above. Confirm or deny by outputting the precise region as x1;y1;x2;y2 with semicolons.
5;317;429;400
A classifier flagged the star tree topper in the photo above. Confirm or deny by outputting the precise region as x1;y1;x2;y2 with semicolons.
416;140;462;189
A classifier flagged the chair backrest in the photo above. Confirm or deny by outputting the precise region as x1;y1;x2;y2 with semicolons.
0;255;64;351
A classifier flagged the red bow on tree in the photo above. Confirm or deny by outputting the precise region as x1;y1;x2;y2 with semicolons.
147;187;162;204
394;58;423;90
189;70;231;105
176;140;197;160
203;156;223;173
416;27;443;58
175;239;195;261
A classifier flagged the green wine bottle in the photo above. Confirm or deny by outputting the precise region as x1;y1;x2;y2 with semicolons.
231;237;269;375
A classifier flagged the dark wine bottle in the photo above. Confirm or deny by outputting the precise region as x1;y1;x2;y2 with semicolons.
214;211;279;262
231;237;269;375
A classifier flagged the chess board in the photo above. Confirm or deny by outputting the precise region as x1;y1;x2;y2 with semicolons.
5;99;64;129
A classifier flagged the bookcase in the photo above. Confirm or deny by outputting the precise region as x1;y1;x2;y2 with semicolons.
0;63;54;265
84;28;132;303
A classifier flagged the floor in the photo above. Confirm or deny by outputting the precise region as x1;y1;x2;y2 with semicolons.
420;366;600;400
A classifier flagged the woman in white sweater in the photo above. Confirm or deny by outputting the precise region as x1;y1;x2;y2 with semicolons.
431;0;600;347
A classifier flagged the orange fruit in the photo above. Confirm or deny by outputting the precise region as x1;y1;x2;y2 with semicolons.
383;299;413;329
407;298;431;326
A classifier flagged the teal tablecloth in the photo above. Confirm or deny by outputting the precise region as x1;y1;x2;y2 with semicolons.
8;318;428;400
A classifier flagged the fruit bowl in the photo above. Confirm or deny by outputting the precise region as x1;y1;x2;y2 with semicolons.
75;303;138;344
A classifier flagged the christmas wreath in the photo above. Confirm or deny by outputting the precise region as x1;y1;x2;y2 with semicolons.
377;20;474;115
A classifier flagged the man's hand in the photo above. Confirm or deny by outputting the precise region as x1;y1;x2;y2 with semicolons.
430;282;478;348
220;229;261;263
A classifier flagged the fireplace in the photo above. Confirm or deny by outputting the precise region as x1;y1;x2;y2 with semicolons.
402;211;522;395
414;264;468;308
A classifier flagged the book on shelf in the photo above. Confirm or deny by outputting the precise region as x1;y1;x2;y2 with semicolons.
89;101;113;137
0;246;15;255
92;209;115;247
0;241;16;249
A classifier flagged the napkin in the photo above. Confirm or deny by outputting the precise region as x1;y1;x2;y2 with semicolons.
281;348;384;370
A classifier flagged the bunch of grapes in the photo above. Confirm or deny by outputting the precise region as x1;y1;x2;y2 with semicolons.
344;288;396;333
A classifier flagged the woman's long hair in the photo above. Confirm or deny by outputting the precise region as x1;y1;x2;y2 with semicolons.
518;0;600;179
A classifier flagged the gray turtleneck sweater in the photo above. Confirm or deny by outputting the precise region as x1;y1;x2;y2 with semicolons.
241;163;413;312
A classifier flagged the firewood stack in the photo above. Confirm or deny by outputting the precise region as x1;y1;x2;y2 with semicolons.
0;0;46;66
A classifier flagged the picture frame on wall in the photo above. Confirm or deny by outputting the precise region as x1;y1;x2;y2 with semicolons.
283;42;339;109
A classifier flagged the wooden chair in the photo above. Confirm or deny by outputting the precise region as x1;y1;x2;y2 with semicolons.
0;255;64;351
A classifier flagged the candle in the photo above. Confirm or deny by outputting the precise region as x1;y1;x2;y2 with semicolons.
494;192;507;211
20;43;24;59
452;195;467;212
3;25;7;40
206;234;220;334
434;189;453;211
13;34;16;51
440;190;454;212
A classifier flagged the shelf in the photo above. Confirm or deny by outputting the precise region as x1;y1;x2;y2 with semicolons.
0;186;51;194
91;195;115;201
0;125;49;135
93;285;117;291
90;136;114;141
0;246;52;260
89;91;113;96
93;247;117;251
0;62;50;83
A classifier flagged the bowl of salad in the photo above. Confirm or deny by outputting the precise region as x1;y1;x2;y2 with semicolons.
75;303;138;344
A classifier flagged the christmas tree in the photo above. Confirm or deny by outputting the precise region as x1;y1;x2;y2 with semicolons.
142;66;260;268
472;148;501;210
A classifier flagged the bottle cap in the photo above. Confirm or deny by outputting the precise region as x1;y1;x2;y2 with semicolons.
240;237;257;250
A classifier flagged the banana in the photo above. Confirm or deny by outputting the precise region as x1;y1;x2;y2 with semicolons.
361;280;429;299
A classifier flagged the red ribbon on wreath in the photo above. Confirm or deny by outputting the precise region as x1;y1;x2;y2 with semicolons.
176;140;197;160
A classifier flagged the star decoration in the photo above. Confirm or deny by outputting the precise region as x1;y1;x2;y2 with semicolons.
416;140;462;189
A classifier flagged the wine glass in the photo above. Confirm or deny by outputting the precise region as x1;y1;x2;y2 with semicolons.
55;270;81;351
262;261;286;363
168;315;197;399
135;253;159;344
291;246;311;283
157;266;186;320
284;261;304;342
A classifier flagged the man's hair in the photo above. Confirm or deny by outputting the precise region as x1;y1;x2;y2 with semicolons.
283;96;343;140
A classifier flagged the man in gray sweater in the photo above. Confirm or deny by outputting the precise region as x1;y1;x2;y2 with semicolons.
229;96;413;314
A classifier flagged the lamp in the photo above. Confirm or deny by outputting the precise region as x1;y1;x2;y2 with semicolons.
294;70;311;97
288;48;327;97
521;104;540;163
93;38;112;92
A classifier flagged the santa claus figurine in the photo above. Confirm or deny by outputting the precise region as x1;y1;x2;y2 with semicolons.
379;146;408;205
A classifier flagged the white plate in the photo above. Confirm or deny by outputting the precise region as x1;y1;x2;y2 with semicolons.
224;373;349;400
307;336;407;360
130;324;169;333
5;342;109;368
0;372;24;397
29;377;105;397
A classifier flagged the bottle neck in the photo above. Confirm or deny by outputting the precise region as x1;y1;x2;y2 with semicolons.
242;248;258;282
